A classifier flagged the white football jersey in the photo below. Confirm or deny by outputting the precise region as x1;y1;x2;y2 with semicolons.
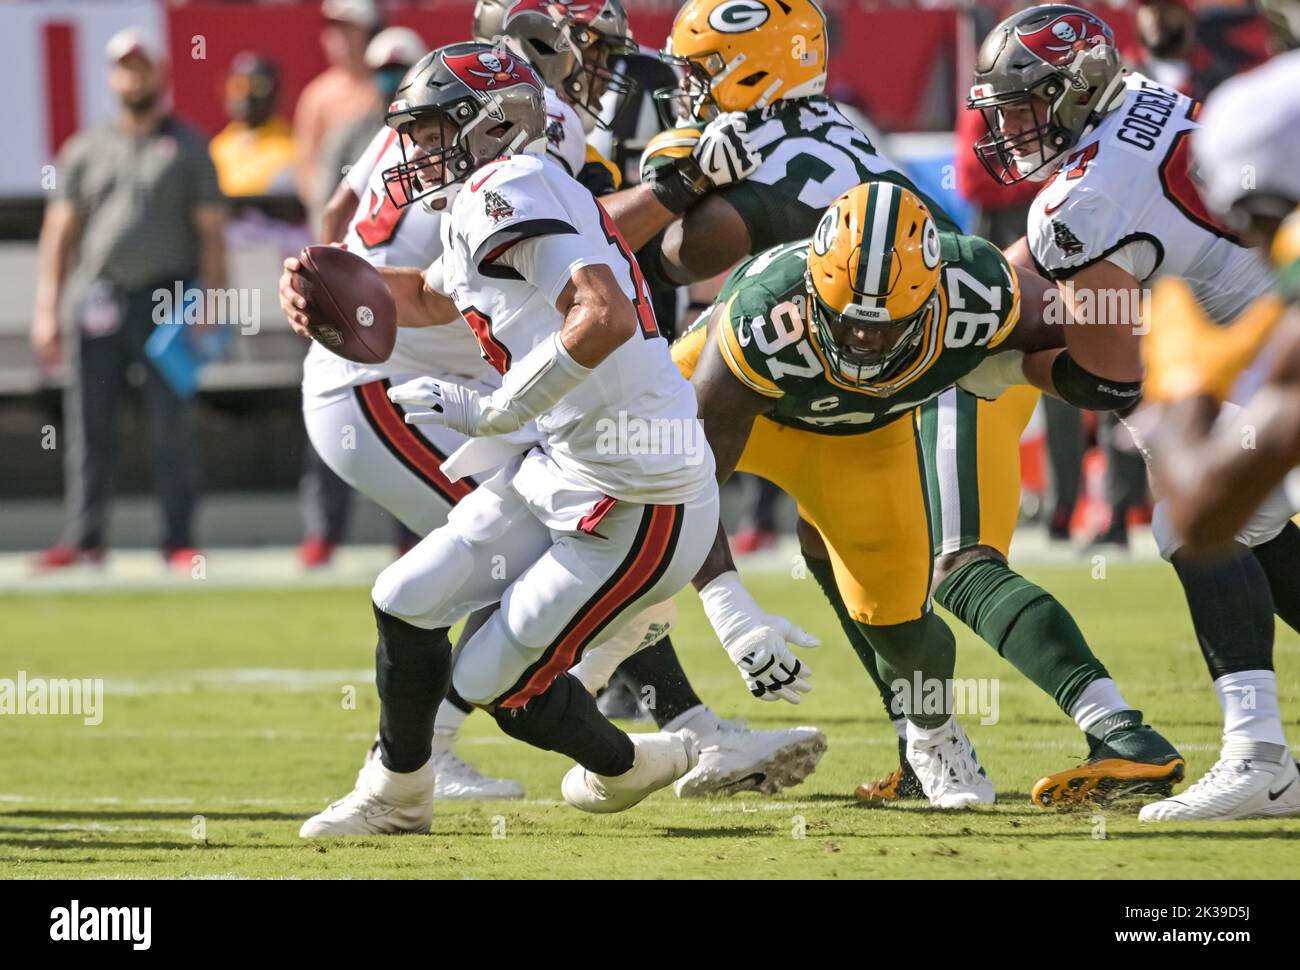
1195;49;1300;220
302;89;587;400
1028;72;1274;325
434;151;714;505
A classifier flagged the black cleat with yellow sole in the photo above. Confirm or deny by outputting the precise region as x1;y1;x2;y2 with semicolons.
855;738;925;805
1032;709;1185;809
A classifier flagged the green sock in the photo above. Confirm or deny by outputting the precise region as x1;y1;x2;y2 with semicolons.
934;556;1108;715
805;554;896;719
854;613;957;730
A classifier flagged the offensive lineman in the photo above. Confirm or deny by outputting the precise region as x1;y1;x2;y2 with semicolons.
291;43;726;835
1136;18;1300;820
968;3;1300;820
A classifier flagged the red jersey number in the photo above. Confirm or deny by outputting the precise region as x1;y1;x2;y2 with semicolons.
462;307;511;375
355;188;406;249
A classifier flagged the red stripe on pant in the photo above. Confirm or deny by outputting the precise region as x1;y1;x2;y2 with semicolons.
355;380;473;505
497;503;681;708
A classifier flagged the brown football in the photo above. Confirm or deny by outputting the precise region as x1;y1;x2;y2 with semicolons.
297;245;397;365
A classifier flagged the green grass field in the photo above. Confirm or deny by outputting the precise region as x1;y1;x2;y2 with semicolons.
3;561;1299;879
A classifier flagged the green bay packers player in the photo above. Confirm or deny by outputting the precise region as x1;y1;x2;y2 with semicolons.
675;182;1185;807
603;0;955;282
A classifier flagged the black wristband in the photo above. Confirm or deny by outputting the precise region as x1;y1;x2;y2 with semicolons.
648;157;711;215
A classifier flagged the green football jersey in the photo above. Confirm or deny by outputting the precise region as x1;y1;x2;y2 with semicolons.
697;232;1022;436
716;96;959;249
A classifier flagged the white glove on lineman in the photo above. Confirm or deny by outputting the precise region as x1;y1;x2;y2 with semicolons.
693;111;761;188
955;350;1026;401
388;331;593;437
699;571;818;704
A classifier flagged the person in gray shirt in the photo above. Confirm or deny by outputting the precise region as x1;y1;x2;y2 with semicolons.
30;27;227;572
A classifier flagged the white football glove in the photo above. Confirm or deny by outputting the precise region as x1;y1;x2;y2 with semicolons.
388;333;593;438
955;350;1026;401
699;571;818;704
388;376;512;437
693;111;761;188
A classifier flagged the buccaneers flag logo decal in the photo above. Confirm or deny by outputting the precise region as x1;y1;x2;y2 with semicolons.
443;49;540;91
1015;12;1113;65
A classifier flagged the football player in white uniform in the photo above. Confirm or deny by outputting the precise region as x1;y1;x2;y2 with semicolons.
290;44;726;835
968;3;1300;821
1134;17;1300;821
469;0;829;797
299;40;587;802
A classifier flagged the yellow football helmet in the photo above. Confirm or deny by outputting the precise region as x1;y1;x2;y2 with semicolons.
806;182;944;385
659;0;828;121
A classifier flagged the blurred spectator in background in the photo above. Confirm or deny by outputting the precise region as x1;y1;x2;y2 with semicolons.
292;0;381;215
298;25;426;570
1129;0;1200;92
1127;0;1273;99
210;53;295;197
30;28;227;572
316;26;426;230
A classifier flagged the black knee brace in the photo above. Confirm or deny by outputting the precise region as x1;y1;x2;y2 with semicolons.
493;673;635;777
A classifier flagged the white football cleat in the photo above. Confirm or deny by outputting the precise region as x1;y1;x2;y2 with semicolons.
300;758;434;837
562;732;698;813
675;720;827;797
431;747;525;800
1139;753;1300;822
907;718;996;809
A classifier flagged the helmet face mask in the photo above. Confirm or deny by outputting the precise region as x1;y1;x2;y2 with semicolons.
971;83;1074;184
382;43;546;212
384;109;480;212
655;50;726;122
560;23;639;130
808;287;935;384
474;0;639;131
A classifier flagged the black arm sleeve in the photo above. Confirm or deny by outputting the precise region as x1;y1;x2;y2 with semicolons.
1050;352;1143;412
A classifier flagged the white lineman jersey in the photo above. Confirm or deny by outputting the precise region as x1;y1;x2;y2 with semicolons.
301;89;587;400
1195;49;1300;221
1028;72;1274;325
434;151;715;506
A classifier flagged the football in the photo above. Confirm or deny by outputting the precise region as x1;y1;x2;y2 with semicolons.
298;244;397;364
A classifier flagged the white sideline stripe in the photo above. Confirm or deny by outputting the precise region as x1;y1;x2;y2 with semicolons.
0;794;566;810
99;669;375;695
0;531;1166;595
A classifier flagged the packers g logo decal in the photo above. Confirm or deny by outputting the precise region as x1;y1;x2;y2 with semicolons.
708;0;770;33
921;218;941;270
812;206;838;256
